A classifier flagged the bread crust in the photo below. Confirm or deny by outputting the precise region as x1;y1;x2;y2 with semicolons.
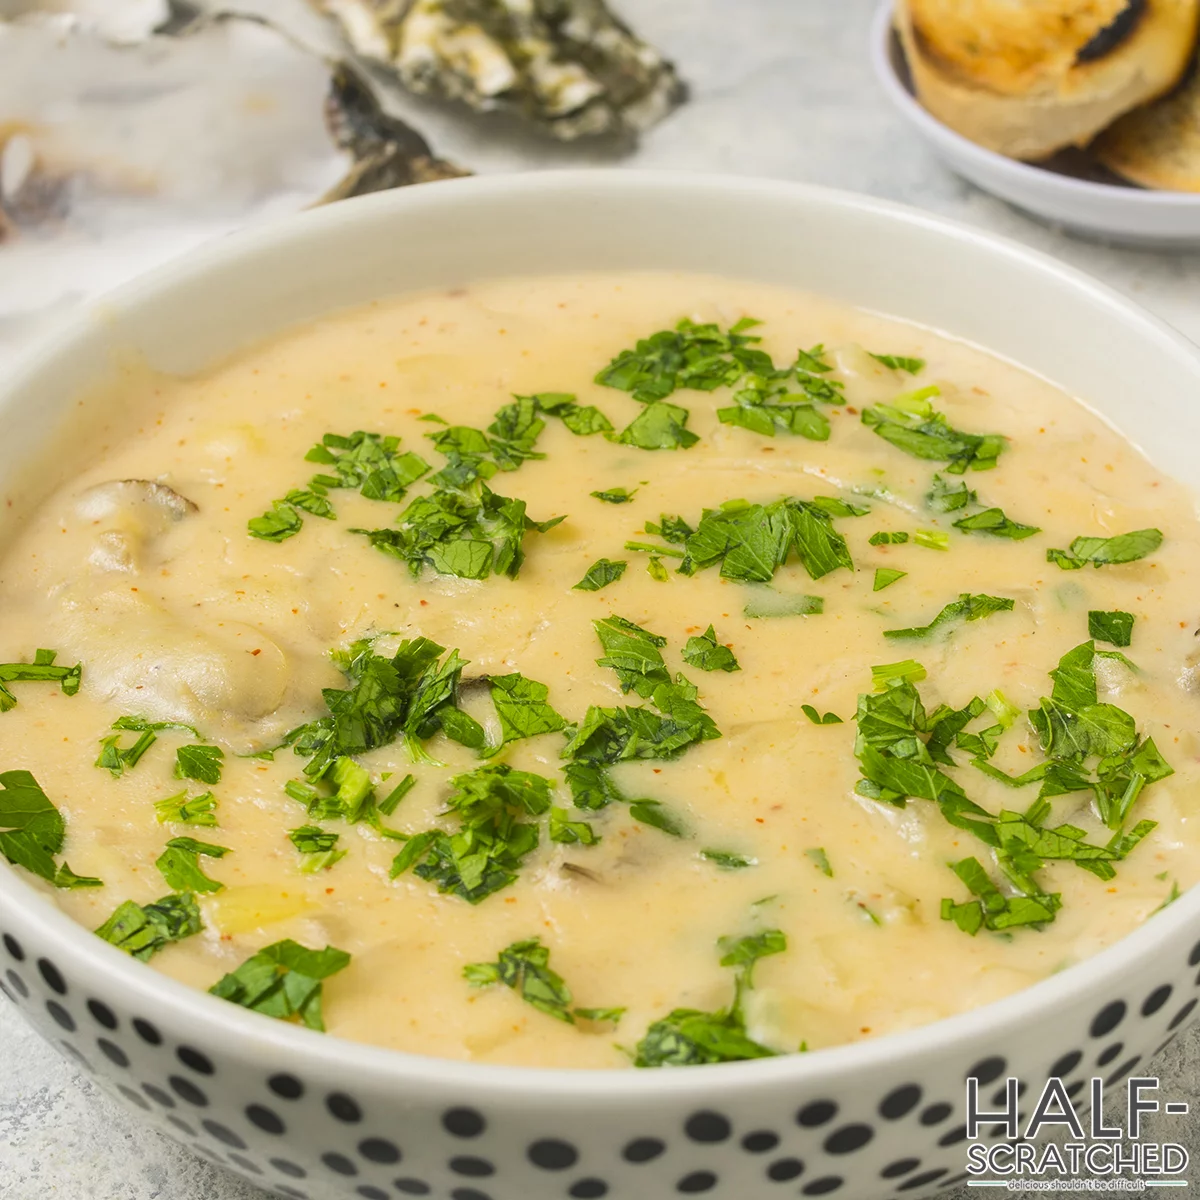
1095;54;1200;188
897;0;1200;159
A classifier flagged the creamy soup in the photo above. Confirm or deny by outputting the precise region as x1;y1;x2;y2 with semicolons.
1;273;1198;1069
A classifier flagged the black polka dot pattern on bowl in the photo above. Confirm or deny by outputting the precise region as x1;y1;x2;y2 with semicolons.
2;921;1200;1200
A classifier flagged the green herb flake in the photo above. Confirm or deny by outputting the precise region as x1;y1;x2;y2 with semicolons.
154;791;218;827
175;745;225;785
884;593;1014;640
868;531;909;545
590;487;637;504
613;400;699;451
632;925;784;1067
390;764;552;903
1088;610;1135;648
0;769;99;888
870;659;927;689
953;507;1040;540
95;892;203;961
1047;529;1163;571
464;936;617;1026
801;705;842;725
0;649;82;712
863;397;1006;474
288;825;347;873
681;625;740;673
699;849;756;870
378;774;417;817
914;528;950;551
209;939;351;1031
629;799;686;837
870;353;926;374
548;806;600;845
743;591;824;619
927;474;976;513
805;847;833;876
488;673;566;747
155;836;230;894
873;567;907;592
95;730;158;777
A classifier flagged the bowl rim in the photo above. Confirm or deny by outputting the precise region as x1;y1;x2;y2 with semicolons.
3;168;1200;1101
868;0;1200;210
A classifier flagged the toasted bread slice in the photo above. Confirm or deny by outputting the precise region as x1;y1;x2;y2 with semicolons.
1095;53;1200;188
896;0;1200;160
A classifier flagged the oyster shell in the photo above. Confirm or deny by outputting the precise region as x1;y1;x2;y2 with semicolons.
319;61;466;201
312;0;686;140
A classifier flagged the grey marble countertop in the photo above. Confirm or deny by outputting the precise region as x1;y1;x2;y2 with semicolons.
3;1;1200;1197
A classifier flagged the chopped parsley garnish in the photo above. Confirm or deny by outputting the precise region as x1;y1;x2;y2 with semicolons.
941;857;1060;935
681;626;740;673
927;474;975;512
286;636;477;778
873;567;906;592
744;590;824;619
574;558;627;591
288;825;346;873
0;649;81;713
1046;528;1163;570
1026;640;1173;830
531;392;614;437
351;480;564;580
559;621;719;786
801;705;842;725
378;774;416;816
913;528;949;551
389;764;552;903
209;939;350;1032
156;836;230;894
0;770;101;889
1089;610;1134;648
633;927;785;1067
637;496;858;583
591;487;637;504
883;593;1014;640
95;893;202;961
154;791;218;827
613;400;699;450
112;715;200;736
464;937;622;1025
647;557;669;582
700;849;756;870
862;389;1006;473
175;744;225;785
805;847;833;876
249;431;430;541
870;353;926;374
548;806;600;845
952;507;1041;540
629;799;686;837
595;317;760;402
488;673;566;746
96;730;157;777
871;659;927;689
869;531;908;545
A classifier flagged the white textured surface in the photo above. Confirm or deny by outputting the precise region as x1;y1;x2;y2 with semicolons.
3;1;1200;1198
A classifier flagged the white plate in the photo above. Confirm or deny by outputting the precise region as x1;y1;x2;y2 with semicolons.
869;0;1200;247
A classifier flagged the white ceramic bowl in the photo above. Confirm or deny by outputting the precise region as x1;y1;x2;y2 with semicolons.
869;0;1200;247
3;172;1200;1200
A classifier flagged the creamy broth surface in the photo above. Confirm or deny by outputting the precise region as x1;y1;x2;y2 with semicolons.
2;272;1199;1068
